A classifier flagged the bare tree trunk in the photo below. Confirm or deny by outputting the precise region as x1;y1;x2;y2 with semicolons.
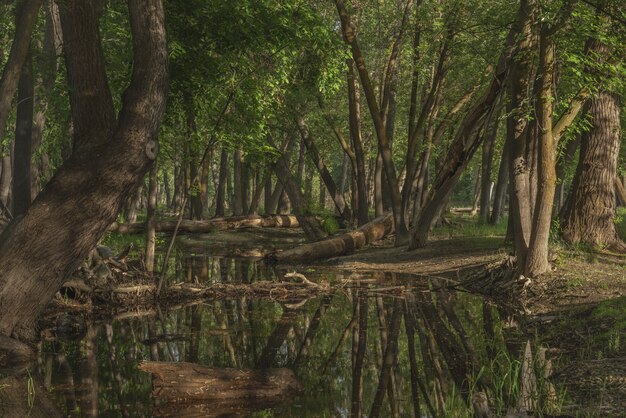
0;155;11;207
215;148;228;217
233;147;243;215
347;60;369;226
561;91;624;250
12;51;34;217
295;114;351;222
479;103;501;223
490;131;511;225
554;135;580;214
145;161;158;272
0;0;43;147
0;0;168;339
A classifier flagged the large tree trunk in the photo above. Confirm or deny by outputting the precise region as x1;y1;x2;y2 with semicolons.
145;161;158;272
561;92;624;251
12;51;34;217
0;0;168;339
266;213;393;265
490;131;511;225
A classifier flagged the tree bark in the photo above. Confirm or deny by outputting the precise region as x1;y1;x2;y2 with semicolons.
215;148;228;217
295;114;351;222
266;213;393;265
479;103;501;223
347;59;369;226
145;160;158;272
138;361;303;402
561;91;624;251
271;137;327;242
526;25;557;276
12;50;34;217
0;0;168;339
0;0;43;147
111;214;301;234
490;128;511;225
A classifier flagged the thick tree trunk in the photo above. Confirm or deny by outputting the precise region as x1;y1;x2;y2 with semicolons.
233;147;243;215
266;213;393;265
138;361;303;402
12;51;34;217
526;26;557;276
561;92;624;251
0;0;168;339
110;214;300;234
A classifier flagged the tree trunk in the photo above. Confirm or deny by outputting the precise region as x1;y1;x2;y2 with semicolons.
0;0;168;339
0;155;11;207
408;24;514;249
12;51;34;217
145;161;158;273
138;361;303;402
554;135;580;214
347;59;369;226
479;104;501;223
490;132;510;225
111;214;300;234
525;26;557;276
0;0;43;147
561;92;624;251
270;136;326;241
215;148;228;217
295;114;351;222
266;213;393;265
233;147;243;215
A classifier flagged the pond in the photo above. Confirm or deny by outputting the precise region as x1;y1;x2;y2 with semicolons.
2;234;625;417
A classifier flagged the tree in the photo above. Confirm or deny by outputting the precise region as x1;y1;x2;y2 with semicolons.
561;91;625;250
0;0;168;340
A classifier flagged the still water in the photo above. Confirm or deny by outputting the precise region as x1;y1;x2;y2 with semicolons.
3;238;626;417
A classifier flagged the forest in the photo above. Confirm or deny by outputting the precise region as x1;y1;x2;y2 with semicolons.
0;0;625;416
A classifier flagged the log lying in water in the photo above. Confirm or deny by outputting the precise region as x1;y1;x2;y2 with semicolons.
265;213;394;265
109;214;300;234
138;361;304;402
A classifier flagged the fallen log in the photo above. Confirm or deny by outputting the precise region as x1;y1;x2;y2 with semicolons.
109;214;300;234
138;361;304;402
265;213;394;265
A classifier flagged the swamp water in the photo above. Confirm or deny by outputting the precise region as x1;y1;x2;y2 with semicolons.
2;233;626;417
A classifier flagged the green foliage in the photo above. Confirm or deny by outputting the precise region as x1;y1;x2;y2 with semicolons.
320;213;340;235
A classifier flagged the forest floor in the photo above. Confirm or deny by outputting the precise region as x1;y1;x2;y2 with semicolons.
325;209;626;315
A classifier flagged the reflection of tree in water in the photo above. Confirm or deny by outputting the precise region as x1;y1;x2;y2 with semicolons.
27;271;562;417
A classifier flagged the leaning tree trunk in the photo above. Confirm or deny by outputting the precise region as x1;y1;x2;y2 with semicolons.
561;92;625;251
0;0;168;340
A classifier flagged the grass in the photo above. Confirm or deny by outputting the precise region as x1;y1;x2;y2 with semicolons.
430;211;508;240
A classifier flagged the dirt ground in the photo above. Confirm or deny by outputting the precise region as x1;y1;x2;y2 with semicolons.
323;233;626;315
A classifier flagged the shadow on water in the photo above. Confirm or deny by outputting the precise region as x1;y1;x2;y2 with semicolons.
2;241;625;417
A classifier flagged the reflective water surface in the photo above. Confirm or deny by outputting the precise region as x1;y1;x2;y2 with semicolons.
2;240;626;417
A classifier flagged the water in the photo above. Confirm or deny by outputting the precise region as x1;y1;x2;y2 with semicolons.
2;234;626;417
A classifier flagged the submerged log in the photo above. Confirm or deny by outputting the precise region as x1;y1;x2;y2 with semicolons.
265;213;394;265
109;214;300;234
138;361;304;402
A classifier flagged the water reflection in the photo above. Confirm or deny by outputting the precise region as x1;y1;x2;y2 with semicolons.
1;253;597;416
